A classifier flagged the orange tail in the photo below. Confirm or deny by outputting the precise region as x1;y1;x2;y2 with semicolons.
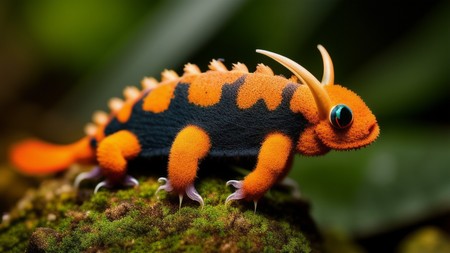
9;137;95;175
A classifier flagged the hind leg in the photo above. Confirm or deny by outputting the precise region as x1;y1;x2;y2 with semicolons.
157;125;211;207
93;130;141;192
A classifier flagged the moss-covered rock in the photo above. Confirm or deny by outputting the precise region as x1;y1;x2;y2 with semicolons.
0;166;322;252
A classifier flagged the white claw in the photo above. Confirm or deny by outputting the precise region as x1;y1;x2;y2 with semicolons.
226;180;242;188
225;180;245;205
225;189;246;205
74;167;102;190
179;194;183;210
254;200;258;214
94;181;109;194
156;178;204;208
74;172;91;190
185;184;204;208
79;172;138;194
156;177;173;199
123;175;139;187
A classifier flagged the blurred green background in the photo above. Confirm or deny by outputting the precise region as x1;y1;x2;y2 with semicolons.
1;0;449;251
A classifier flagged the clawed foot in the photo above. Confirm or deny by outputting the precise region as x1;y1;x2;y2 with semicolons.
225;180;258;213
74;167;139;193
155;177;173;197
74;166;102;189
156;177;204;208
76;169;260;212
225;180;245;203
94;175;139;194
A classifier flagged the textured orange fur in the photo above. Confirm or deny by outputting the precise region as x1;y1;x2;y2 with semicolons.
9;49;380;207
143;81;177;113
97;130;141;182
9;137;94;174
290;85;320;124
242;133;292;200
297;126;330;156
186;72;242;107
116;101;134;123
315;85;379;150
168;125;211;193
237;74;290;111
94;125;106;141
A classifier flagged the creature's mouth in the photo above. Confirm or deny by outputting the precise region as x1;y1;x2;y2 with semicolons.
315;119;380;151
356;122;380;149
367;123;380;141
317;121;380;150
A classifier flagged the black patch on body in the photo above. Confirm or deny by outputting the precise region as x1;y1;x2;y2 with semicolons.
104;76;307;158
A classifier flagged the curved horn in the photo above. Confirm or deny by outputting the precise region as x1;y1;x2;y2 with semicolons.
256;49;332;120
317;45;334;85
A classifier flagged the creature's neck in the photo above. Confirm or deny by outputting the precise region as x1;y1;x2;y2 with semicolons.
295;125;331;156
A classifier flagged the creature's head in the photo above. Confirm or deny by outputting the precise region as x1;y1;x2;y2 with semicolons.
257;46;379;154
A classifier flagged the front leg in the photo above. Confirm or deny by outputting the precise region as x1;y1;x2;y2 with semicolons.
156;125;211;207
226;132;293;206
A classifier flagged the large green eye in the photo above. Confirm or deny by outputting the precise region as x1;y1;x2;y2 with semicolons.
330;104;353;129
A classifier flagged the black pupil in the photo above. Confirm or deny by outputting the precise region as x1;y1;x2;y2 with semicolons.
331;104;353;129
337;106;352;127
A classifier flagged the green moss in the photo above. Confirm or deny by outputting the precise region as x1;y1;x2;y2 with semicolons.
0;222;30;252
85;191;110;210
0;168;321;252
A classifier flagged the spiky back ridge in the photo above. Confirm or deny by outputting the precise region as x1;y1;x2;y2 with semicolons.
83;60;301;143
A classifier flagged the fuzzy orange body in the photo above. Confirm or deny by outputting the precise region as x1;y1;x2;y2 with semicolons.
9;46;379;206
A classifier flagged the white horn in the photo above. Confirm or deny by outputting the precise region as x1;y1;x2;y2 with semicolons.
256;49;332;120
317;45;334;85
